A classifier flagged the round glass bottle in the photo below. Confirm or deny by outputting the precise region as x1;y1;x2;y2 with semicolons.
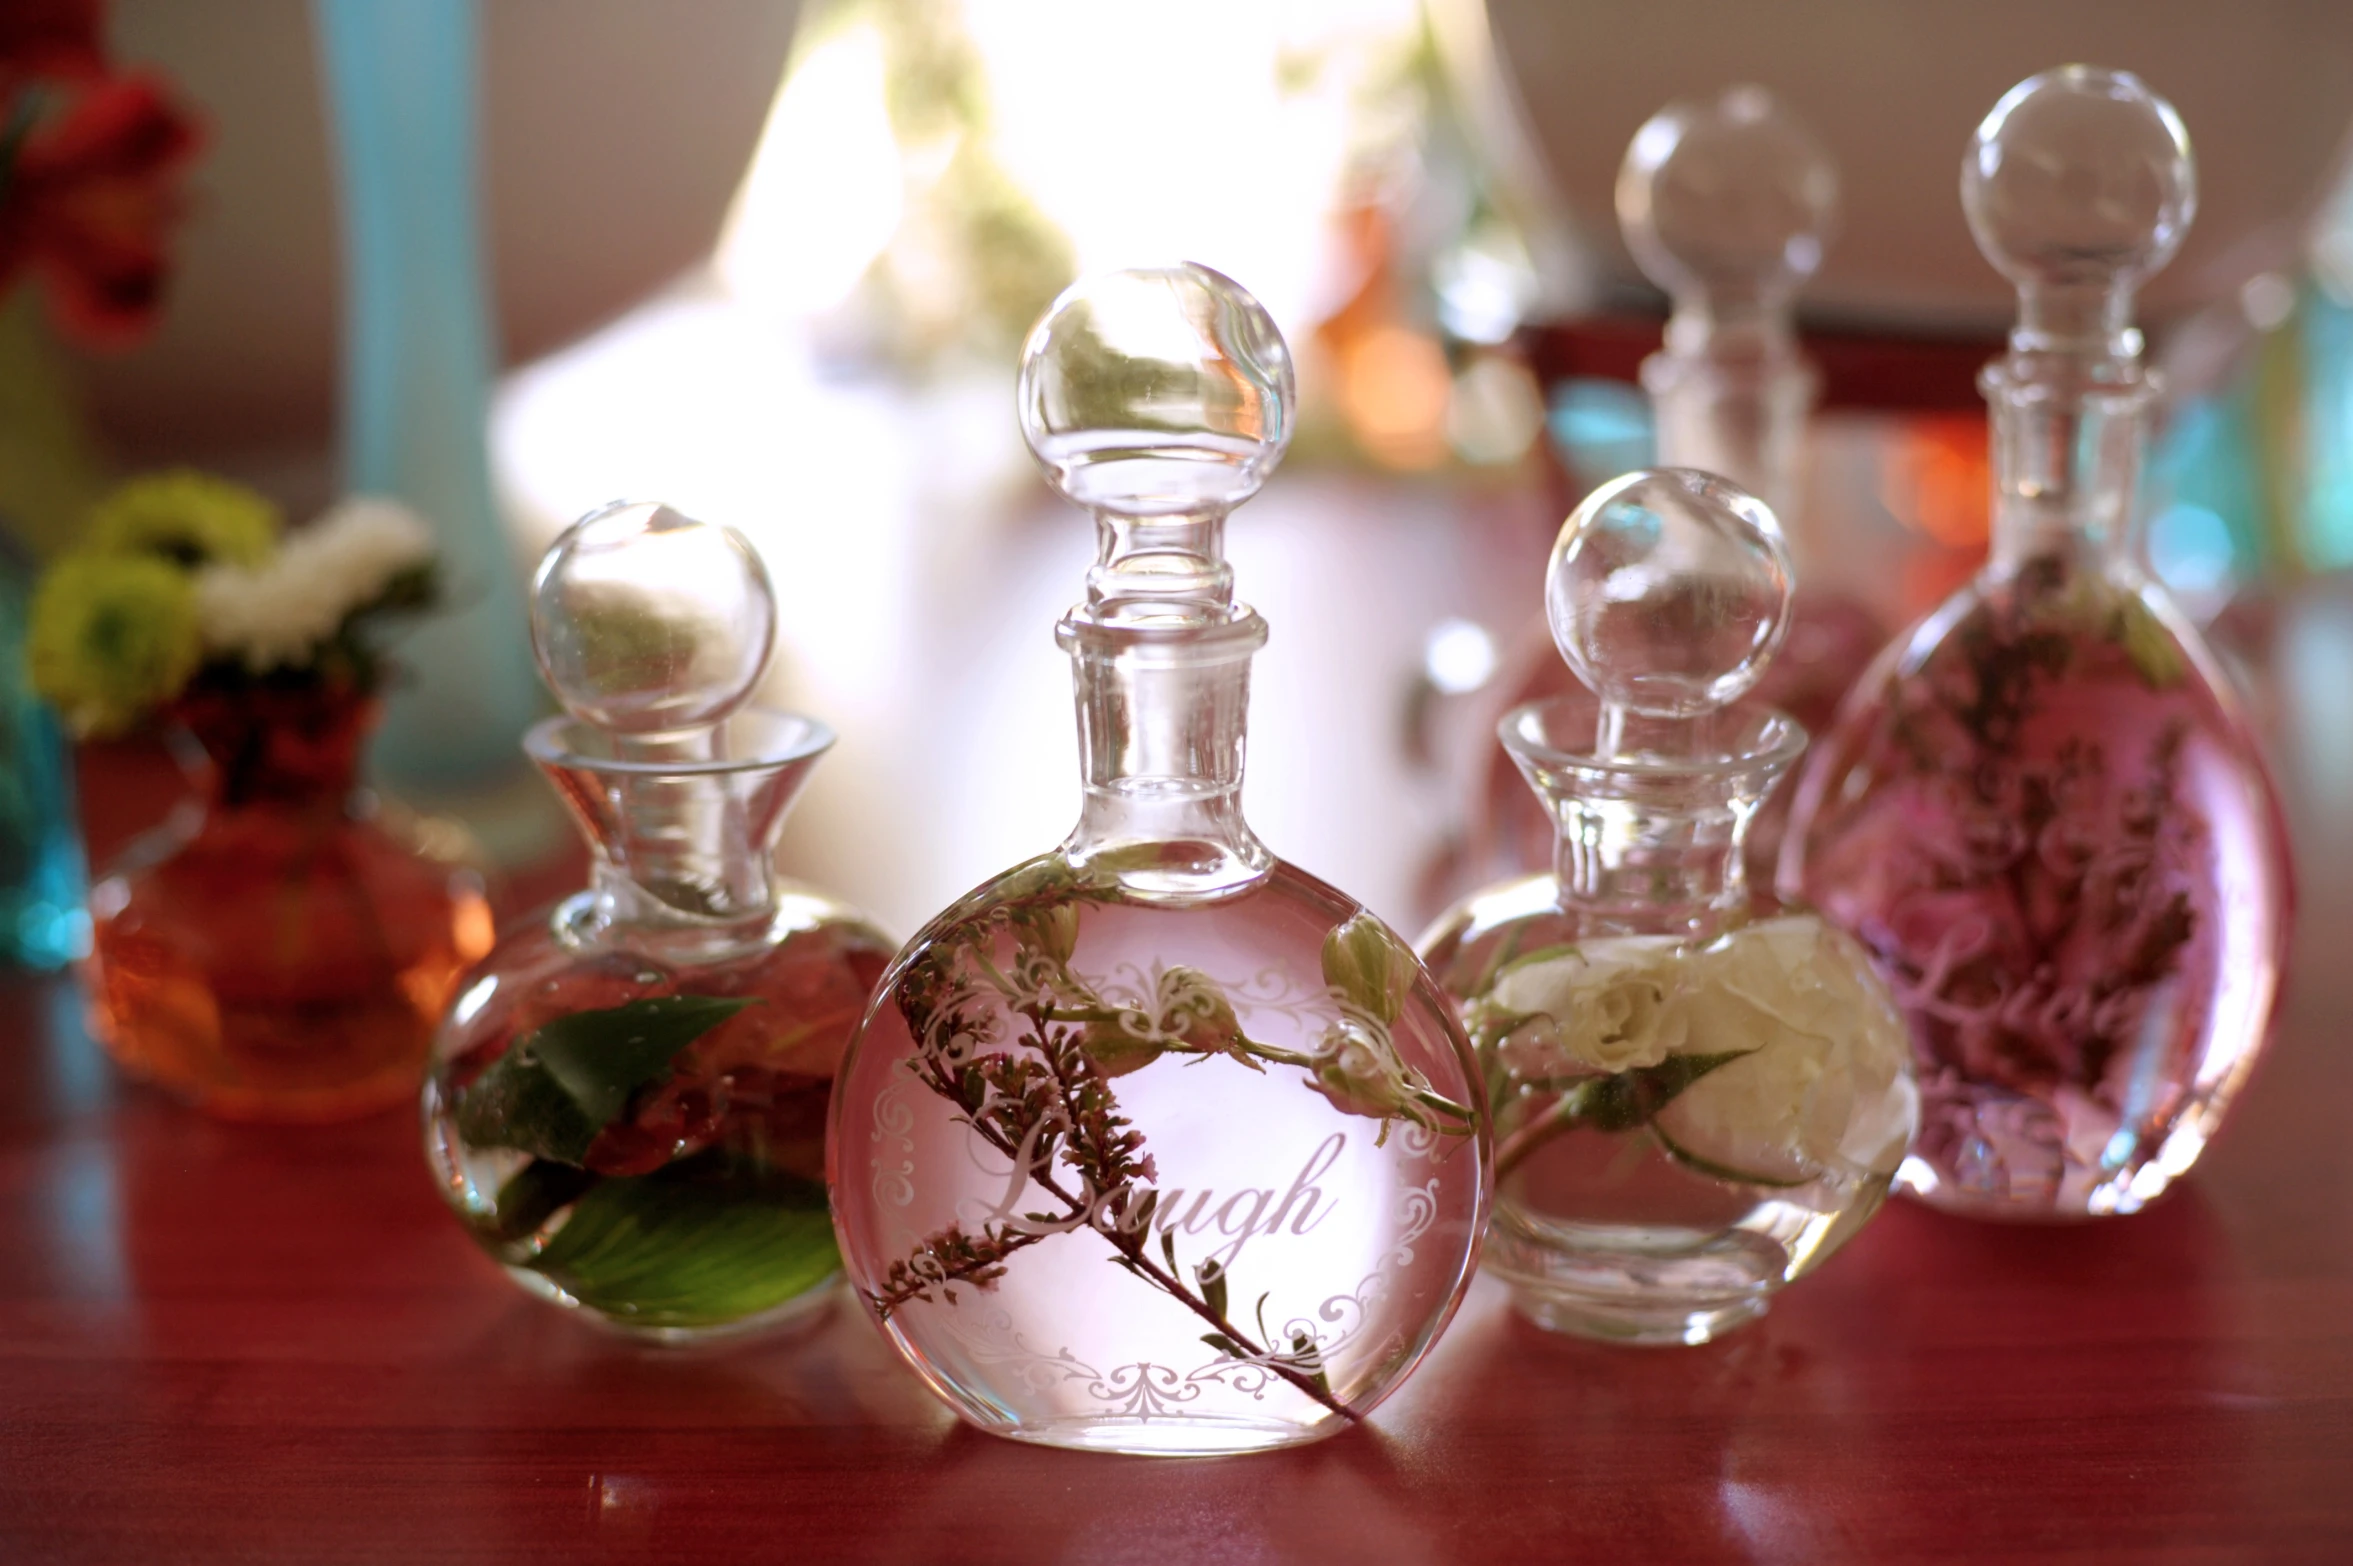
87;683;491;1121
1781;68;2293;1219
1421;469;1917;1345
830;265;1489;1455
1463;86;1881;901
423;501;894;1340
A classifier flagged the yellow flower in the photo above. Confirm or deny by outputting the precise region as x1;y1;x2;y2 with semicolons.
28;553;203;736
88;471;281;569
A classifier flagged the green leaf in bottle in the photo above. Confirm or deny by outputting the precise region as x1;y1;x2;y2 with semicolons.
523;1157;839;1330
455;995;757;1166
2111;592;2186;690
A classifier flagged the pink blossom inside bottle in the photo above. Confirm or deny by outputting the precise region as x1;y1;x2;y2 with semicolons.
829;266;1489;1455
1781;68;2293;1218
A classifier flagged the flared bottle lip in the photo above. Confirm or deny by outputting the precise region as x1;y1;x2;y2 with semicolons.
1500;690;1806;782
523;706;836;777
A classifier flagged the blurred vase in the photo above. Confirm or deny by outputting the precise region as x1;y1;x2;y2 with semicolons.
315;0;544;795
85;683;493;1121
0;533;89;970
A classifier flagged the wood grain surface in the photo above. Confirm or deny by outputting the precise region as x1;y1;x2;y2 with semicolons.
6;601;2352;1566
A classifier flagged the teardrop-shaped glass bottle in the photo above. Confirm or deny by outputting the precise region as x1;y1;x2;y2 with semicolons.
1422;468;1917;1344
1460;86;1880;900
1781;68;2293;1218
422;501;895;1340
829;265;1489;1455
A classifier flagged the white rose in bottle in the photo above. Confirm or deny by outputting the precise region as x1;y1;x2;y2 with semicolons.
1486;937;1692;1075
1654;917;1917;1187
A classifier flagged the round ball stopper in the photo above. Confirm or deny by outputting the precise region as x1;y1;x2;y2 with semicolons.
1618;84;1837;307
1963;66;2195;292
1546;468;1793;721
1017;262;1294;516
530;500;776;736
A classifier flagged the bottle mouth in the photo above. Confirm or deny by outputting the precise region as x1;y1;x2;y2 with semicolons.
1500;690;1805;783
524;707;835;777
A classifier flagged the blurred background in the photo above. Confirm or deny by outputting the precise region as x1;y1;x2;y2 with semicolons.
9;0;2353;941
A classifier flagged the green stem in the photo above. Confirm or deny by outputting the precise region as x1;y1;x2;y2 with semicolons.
1492;1082;1599;1181
1233;1036;1477;1131
1649;1122;1811;1189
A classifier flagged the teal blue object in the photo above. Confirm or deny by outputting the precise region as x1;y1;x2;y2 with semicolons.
2145;390;2266;595
2298;282;2353;571
316;0;542;791
0;535;89;971
1545;378;1655;487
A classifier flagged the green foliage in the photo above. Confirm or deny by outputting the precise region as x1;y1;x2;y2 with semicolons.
455;996;757;1166
1558;1049;1755;1135
525;1158;839;1330
2110;593;2187;689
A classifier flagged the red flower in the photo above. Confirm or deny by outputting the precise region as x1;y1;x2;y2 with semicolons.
1;18;203;349
0;0;105;84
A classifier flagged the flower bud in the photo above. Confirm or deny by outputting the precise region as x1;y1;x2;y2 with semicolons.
1302;1017;1432;1142
1321;911;1414;1025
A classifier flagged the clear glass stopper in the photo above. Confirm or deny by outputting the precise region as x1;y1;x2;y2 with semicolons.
1020;265;1293;620
1964;66;2195;359
1618;85;1836;350
1546;468;1792;738
1019;262;1293;517
530;499;777;743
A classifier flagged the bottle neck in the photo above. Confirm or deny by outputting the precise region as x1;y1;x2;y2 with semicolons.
1546;783;1756;939
585;774;777;927
1643;309;1814;529
1506;702;1799;939
1057;609;1271;898
531;715;824;961
1982;352;2150;575
172;684;376;813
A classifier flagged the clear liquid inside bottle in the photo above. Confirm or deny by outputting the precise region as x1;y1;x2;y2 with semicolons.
422;505;895;1340
1422;470;1918;1344
828;265;1489;1453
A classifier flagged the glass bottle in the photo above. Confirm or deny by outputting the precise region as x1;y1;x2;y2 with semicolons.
1420;468;1917;1345
86;682;491;1121
0;531;87;970
830;265;1489;1455
1781;68;2293;1219
1464;86;1882;900
423;501;894;1340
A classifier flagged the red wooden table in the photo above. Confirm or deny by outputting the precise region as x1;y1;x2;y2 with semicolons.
7;830;2350;1564
9;591;2353;1564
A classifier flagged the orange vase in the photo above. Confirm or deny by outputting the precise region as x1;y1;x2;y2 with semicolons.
85;684;493;1121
